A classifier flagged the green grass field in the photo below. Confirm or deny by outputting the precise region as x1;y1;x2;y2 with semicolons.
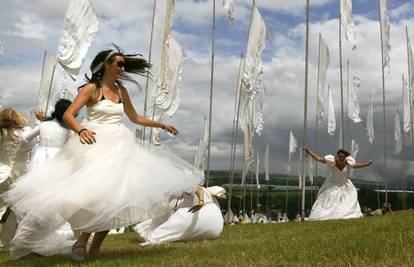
1;211;414;266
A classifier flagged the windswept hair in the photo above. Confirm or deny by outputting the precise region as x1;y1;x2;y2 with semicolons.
81;44;151;90
0;107;28;138
44;99;72;128
336;149;350;157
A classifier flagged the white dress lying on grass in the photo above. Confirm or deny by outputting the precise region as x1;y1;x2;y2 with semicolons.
1;100;203;259
308;155;362;221
136;186;224;245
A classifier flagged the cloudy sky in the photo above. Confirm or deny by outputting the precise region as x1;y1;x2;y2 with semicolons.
0;0;413;186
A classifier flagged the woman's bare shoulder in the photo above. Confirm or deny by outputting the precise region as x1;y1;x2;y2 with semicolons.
79;83;98;95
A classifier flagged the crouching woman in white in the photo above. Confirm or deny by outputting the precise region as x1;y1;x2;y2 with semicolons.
304;146;373;221
136;186;225;245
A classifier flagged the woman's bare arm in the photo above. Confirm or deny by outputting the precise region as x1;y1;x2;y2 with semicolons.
351;160;374;169
63;84;97;144
188;186;204;213
303;145;326;164
119;86;178;135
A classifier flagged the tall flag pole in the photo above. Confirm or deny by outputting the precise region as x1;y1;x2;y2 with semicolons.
339;0;356;148
315;34;330;187
205;0;217;186
142;0;157;140
405;27;414;144
379;0;390;203
226;54;244;223
401;74;408;209
287;130;298;215
366;93;379;207
300;0;310;222
264;143;270;212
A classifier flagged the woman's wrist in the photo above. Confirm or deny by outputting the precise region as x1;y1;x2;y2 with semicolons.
77;128;88;135
197;199;204;205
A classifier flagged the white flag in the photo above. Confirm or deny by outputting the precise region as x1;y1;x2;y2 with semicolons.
366;94;375;145
308;156;313;185
379;0;391;71
0;42;4;56
403;77;412;134
264;144;270;181
37;52;58;112
394;111;402;154
256;152;261;189
57;0;99;78
328;88;336;136
222;0;235;21
408;34;414;93
149;35;185;145
340;0;357;50
195;117;209;172
287;130;298;174
317;35;330;124
350;139;359;177
147;0;175;111
239;6;267;135
348;67;362;123
351;139;359;159
244;123;253;170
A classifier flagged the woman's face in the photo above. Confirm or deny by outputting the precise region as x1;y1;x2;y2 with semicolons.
336;153;347;163
107;55;125;76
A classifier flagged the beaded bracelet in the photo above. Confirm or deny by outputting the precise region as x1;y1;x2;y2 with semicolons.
78;128;88;136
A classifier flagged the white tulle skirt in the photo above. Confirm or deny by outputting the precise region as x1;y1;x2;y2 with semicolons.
308;179;362;221
1;121;203;259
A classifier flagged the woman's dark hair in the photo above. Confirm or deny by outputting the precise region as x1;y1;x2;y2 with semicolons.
82;44;151;89
336;149;350;157
44;99;72;128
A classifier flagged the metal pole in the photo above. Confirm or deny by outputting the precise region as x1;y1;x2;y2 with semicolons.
205;0;216;186
406;27;414;144
226;54;244;223
315;34;321;195
142;0;157;141
401;74;407;210
301;0;310;221
339;5;345;149
346;60;350;150
378;0;388;203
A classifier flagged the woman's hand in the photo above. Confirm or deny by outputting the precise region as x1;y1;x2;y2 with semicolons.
163;124;179;136
79;129;96;144
188;201;204;213
367;160;374;165
33;107;45;121
303;145;309;154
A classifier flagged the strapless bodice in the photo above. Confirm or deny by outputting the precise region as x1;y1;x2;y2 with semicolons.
87;100;124;124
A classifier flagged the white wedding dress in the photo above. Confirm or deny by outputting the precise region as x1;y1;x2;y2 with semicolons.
29;120;74;241
28;120;72;171
136;187;224;245
308;155;362;221
2;100;203;259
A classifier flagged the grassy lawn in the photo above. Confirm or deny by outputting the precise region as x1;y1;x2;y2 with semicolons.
1;211;413;266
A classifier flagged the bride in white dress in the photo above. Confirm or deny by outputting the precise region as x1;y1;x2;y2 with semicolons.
28;99;73;171
135;186;225;245
1;46;203;260
303;146;373;221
